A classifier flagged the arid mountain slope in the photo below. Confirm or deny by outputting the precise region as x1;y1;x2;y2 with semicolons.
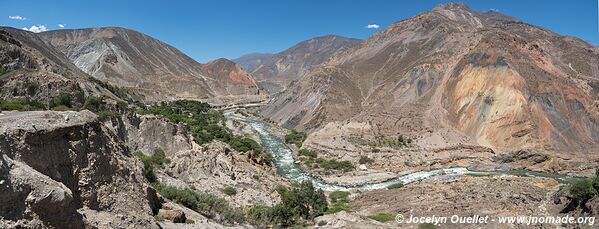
39;27;262;103
247;35;361;94
0;27;118;104
264;3;599;152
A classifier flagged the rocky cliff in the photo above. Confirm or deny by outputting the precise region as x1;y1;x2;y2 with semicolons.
0;111;159;228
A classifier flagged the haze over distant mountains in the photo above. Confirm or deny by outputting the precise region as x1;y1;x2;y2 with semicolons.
234;35;361;94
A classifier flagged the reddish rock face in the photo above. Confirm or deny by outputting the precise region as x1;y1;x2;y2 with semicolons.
202;58;256;86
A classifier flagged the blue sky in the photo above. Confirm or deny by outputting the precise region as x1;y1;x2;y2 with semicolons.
1;0;597;63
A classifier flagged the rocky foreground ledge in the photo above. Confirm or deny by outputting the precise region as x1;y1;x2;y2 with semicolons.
0;110;160;228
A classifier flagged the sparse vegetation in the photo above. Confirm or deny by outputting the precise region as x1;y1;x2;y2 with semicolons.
0;98;46;111
298;149;317;158
221;186;237;196
419;223;438;229
359;156;374;164
302;156;354;172
82;96;103;112
154;183;244;224
50;92;72;109
367;213;395;223
88;77;134;102
285;129;307;148
246;182;328;227
0;67;6;76
134;148;170;183
325;191;350;214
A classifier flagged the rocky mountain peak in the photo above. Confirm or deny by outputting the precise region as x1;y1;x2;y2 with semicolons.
433;2;471;12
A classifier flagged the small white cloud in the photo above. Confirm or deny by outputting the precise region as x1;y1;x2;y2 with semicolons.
489;8;500;12
366;24;380;29
58;24;65;28
8;15;26;20
22;25;48;33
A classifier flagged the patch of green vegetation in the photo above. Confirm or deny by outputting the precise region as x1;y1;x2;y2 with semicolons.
285;129;307;148
359;156;374;164
82;96;103;112
50;92;72;109
325;191;351;214
221;186;237;196
369;135;412;148
25;80;39;95
367;213;395;223
387;182;404;189
246;182;328;227
154;215;164;222
142;100;271;165
298;149;317;158
567;168;599;203
0;67;6;76
154;183;244;224
134;148;170;183
0;98;45;111
303;156;354;172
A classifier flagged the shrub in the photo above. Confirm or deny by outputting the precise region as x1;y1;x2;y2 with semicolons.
25;80;39;95
50;92;72;108
154;184;244;224
329;191;350;203
0;98;45;111
83;96;103;112
222;186;237;196
325;191;351;214
318;220;327;226
246;182;328;227
285;130;307;147
359;156;374;164
0;67;6;76
570;178;598;201
368;213;395;222
299;149;317;158
419;223;438;229
320;159;354;172
134;148;170;183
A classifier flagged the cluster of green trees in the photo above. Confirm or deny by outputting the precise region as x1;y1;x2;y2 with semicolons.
142;100;272;165
285;129;307;147
246;182;328;227
154;183;244;224
298;149;354;172
569;169;599;202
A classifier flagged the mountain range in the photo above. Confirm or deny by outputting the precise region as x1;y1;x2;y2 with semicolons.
261;2;599;153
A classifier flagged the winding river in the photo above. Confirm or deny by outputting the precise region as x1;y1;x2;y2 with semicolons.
227;113;486;192
227;112;582;192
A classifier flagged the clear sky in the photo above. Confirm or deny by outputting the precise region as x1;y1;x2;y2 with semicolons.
1;0;597;63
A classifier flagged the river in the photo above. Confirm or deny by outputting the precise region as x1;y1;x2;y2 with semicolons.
227;112;582;192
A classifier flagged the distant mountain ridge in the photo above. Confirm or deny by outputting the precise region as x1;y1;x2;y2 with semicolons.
39;27;263;104
233;52;273;72
236;35;362;94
